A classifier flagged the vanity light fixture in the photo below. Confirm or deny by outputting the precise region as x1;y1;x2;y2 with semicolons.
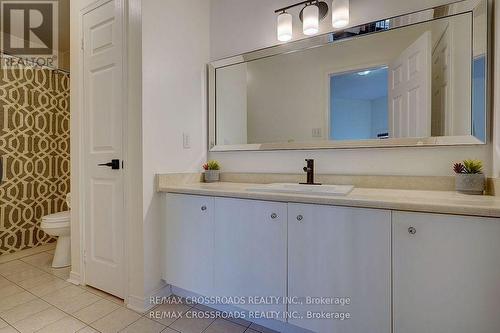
332;0;350;28
275;1;330;41
302;4;319;35
277;11;293;41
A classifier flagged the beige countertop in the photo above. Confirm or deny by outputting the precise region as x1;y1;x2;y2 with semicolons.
158;181;500;218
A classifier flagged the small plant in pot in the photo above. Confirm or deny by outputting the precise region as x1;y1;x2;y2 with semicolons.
453;159;485;195
202;160;220;183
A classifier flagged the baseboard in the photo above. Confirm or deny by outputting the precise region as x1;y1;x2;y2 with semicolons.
127;282;172;313
67;271;81;285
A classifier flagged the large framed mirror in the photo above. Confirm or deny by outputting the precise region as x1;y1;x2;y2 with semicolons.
209;0;488;151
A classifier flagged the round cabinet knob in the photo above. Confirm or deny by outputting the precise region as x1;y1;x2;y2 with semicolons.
201;205;207;211
408;226;417;235
296;215;304;222
271;213;278;220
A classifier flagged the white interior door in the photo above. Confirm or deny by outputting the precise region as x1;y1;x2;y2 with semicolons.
432;25;452;136
83;0;125;298
389;31;432;138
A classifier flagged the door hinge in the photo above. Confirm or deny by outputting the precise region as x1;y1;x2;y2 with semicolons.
81;38;84;51
83;250;87;263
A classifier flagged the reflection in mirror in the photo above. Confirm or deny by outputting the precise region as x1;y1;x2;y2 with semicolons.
330;66;388;141
213;1;487;150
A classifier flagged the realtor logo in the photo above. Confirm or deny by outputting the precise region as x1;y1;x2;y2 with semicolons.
0;0;58;67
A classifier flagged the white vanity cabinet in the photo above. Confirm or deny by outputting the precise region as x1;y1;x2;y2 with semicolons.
163;194;215;296
163;191;500;333
214;198;287;318
287;203;391;333
393;212;500;333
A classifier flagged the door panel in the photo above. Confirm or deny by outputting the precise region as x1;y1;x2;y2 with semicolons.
164;194;214;296
83;0;125;298
432;25;452;136
393;212;500;333
389;31;431;138
214;198;287;319
288;204;391;333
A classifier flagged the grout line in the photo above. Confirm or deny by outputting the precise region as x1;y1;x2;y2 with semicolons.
158;304;195;330
114;315;148;333
0;244;57;264
164;300;255;333
88;307;141;333
78;286;125;307
0;254;100;332
0;254;110;333
16;256;127;309
7;324;20;333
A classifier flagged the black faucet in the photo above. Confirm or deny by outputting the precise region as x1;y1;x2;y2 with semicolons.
301;159;321;185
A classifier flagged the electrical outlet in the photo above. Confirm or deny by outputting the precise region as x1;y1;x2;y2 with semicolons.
183;133;191;149
312;128;322;138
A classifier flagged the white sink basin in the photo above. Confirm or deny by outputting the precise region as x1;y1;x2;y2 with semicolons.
246;183;354;196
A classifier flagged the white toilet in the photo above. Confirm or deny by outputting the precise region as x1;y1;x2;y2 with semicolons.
41;194;71;268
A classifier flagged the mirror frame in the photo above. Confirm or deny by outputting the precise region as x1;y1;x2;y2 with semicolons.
208;0;489;152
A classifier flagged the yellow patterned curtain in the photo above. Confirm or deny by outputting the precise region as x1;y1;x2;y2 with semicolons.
0;57;70;254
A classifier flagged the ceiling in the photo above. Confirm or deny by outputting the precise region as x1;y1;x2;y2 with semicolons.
331;66;388;101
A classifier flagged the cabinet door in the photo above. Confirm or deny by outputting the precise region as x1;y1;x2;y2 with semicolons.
393;212;500;333
288;204;391;333
164;194;214;295
214;198;287;319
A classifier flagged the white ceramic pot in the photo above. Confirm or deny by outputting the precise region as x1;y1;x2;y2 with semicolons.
455;174;485;195
204;170;220;183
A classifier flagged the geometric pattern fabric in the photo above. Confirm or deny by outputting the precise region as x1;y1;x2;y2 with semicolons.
0;57;70;254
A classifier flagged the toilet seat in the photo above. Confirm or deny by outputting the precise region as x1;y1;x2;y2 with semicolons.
41;211;70;229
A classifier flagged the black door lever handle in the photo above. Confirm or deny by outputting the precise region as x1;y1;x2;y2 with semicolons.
98;159;120;170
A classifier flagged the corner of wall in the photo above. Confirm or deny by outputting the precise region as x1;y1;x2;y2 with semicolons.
69;0;83;282
493;0;500;178
126;0;146;301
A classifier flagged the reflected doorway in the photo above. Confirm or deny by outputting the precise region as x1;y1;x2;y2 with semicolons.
329;66;389;141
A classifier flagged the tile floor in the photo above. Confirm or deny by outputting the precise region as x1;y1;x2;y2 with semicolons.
0;248;279;333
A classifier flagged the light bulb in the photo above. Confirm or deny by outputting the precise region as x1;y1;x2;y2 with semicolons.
277;12;293;42
303;4;319;36
332;0;349;28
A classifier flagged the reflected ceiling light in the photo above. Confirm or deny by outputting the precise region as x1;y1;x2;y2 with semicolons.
358;70;371;76
302;4;319;35
277;12;293;42
275;1;330;42
332;0;350;28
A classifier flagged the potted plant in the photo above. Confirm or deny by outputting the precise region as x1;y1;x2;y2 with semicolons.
202;160;221;183
453;159;485;195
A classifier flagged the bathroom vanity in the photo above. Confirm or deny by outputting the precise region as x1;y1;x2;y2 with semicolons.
159;180;500;333
158;0;498;331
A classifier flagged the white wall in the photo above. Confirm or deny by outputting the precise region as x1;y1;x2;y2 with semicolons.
371;97;389;138
332;99;372;140
210;0;458;60
239;22;437;143
217;64;248;145
209;0;493;177
142;0;210;298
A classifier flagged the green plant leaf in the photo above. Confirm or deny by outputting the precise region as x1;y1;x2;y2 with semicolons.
206;160;220;170
463;159;483;174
